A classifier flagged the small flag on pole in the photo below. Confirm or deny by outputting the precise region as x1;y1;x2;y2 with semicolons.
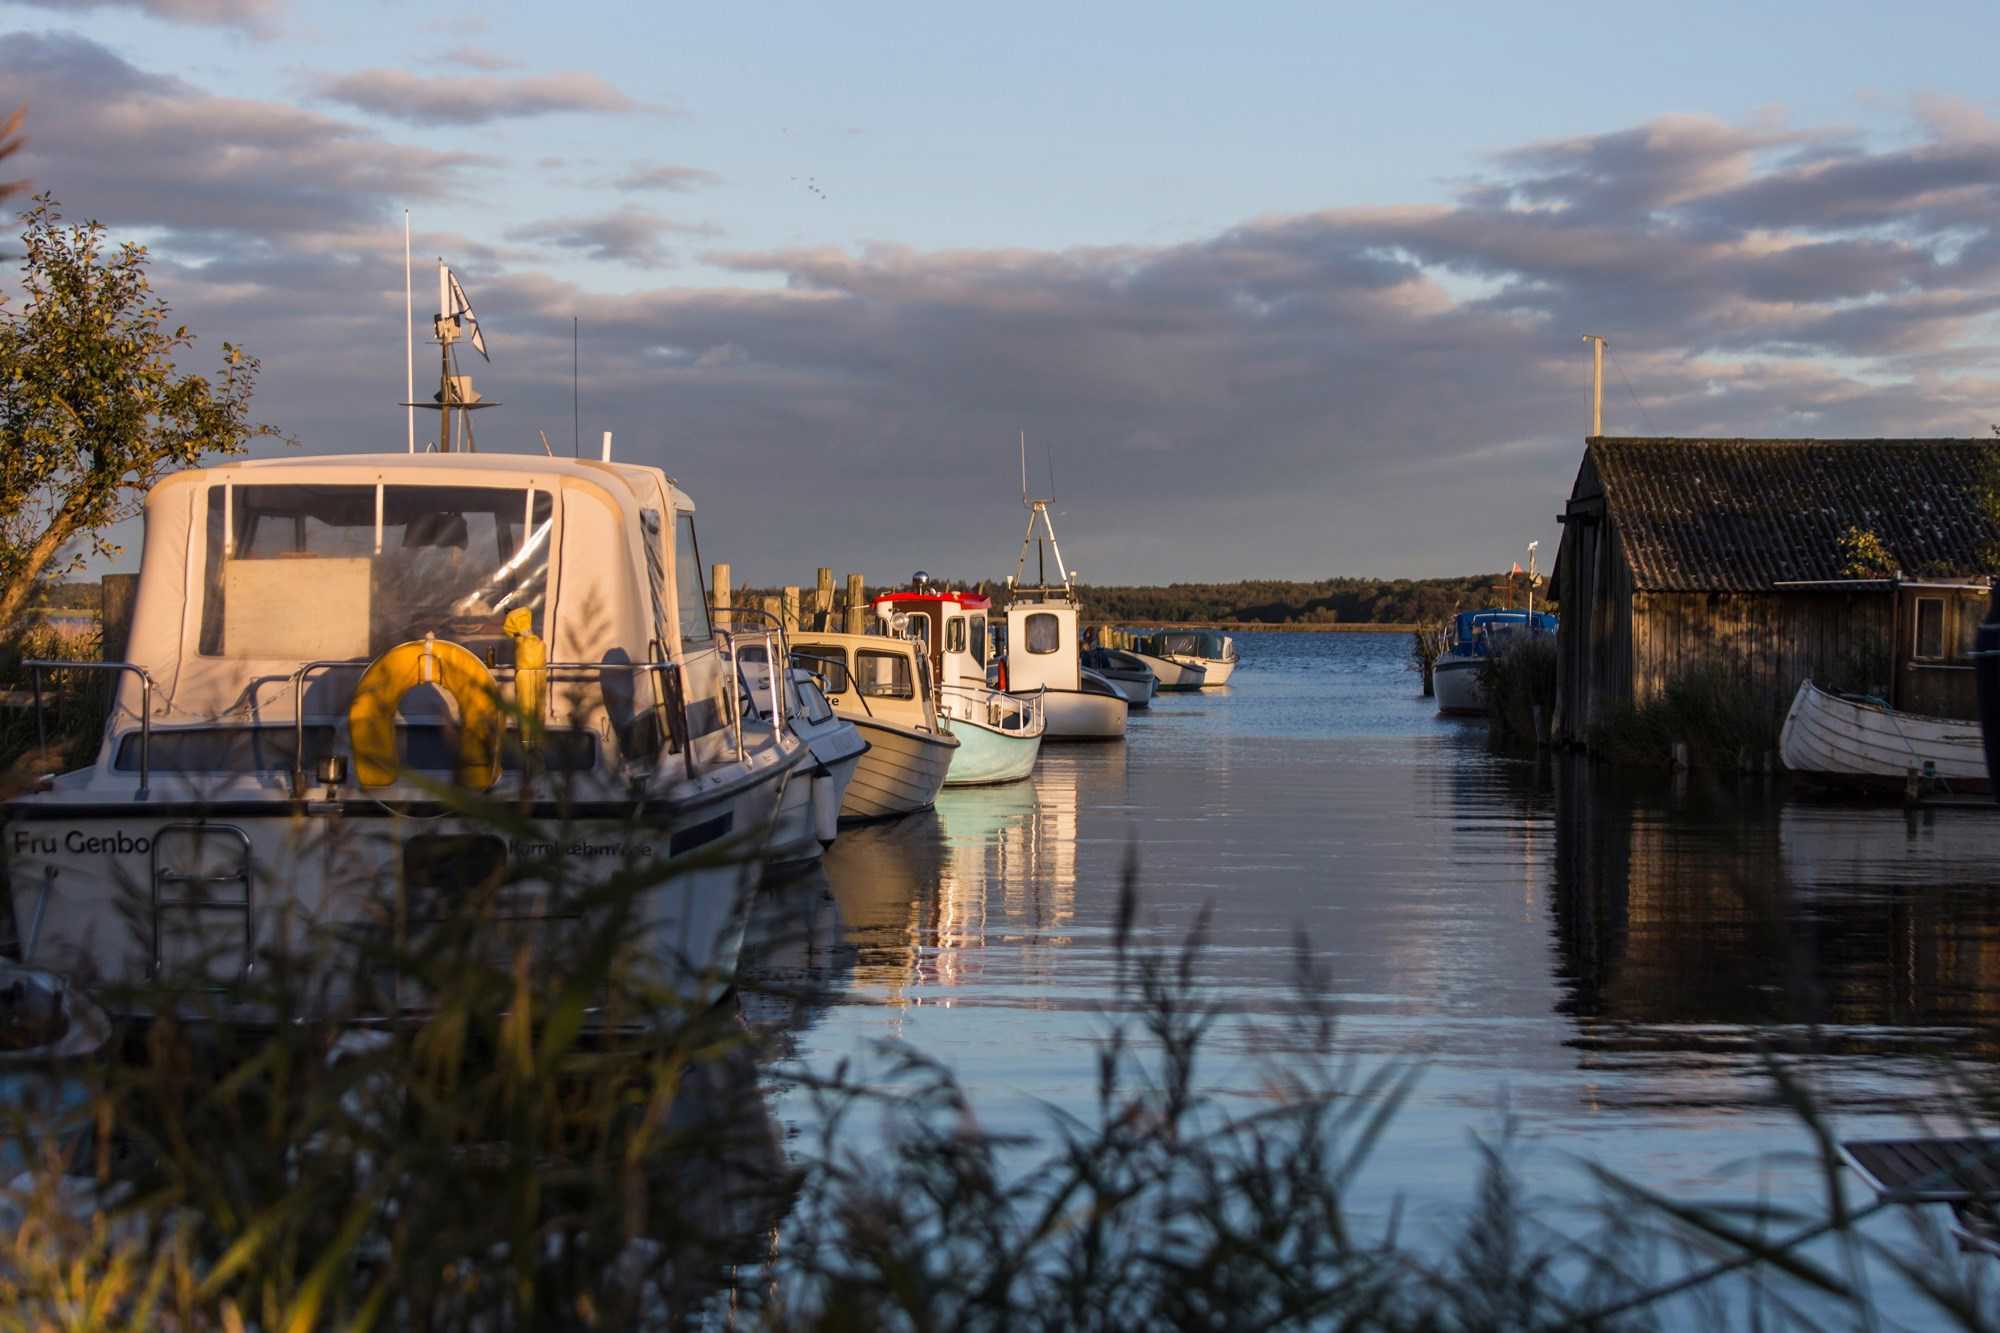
445;266;489;361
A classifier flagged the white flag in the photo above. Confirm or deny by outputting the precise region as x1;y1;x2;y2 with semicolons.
445;266;489;361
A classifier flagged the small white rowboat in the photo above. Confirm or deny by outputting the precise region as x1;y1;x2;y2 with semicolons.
1779;679;1987;792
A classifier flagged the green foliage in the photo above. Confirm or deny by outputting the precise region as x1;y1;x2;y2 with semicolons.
1480;633;1557;749
1836;526;1896;579
0;195;280;638
1587;665;1786;771
1080;575;1544;626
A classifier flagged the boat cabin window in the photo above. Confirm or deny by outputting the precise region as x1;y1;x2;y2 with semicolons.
902;609;933;644
1914;596;1946;661
792;646;853;694
198;484;552;662
854;648;914;699
1025;612;1061;655
969;613;987;666
675;511;711;648
945;616;966;654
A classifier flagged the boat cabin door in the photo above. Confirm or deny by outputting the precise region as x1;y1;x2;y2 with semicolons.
940;608;987;689
1004;602;1078;691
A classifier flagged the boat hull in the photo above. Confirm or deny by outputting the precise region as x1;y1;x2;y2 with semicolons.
1125;651;1205;691
1434;656;1485;715
1093;667;1156;708
1026;688;1127;740
1780;680;1987;792
0;759;800;1017
943;715;1042;785
1175;656;1236;687
840;718;957;820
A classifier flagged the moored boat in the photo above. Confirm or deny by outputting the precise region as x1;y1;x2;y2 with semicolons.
789;631;959;819
1081;647;1157;708
1119;646;1205;691
993;477;1127;741
1780;679;1986;792
736;644;867;858
1135;631;1238;687
1433;609;1557;716
871;585;1045;785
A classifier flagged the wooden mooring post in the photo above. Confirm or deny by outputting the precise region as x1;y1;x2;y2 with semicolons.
844;573;866;634
781;586;801;632
814;568;834;631
710;562;732;632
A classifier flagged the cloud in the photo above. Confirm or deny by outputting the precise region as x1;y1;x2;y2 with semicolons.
12;0;281;36
441;45;515;72
506;208;715;269
318;67;647;126
611;163;722;193
18;34;2000;582
0;32;495;237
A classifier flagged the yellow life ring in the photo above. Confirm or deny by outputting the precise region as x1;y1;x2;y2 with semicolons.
504;608;547;724
348;634;503;790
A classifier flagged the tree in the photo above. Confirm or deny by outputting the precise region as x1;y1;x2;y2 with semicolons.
0;195;279;637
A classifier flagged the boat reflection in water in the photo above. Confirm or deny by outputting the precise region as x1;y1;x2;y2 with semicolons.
1551;760;2000;1110
809;752;1097;1007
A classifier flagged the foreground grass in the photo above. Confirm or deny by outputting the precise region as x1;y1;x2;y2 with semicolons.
0;788;1992;1326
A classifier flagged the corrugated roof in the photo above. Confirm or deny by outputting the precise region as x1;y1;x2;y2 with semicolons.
1586;438;2000;592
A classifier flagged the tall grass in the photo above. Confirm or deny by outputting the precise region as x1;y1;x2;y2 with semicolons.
1587;665;1786;771
0;621;111;782
0;796;1994;1326
1480;633;1557;751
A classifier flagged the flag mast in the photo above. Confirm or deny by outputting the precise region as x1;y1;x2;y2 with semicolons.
403;210;414;453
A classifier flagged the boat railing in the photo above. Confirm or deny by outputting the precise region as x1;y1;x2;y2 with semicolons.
285;655;708;794
23;659;154;799
715;628;789;762
940;682;1044;734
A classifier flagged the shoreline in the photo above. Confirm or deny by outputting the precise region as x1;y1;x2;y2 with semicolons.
1088;621;1420;633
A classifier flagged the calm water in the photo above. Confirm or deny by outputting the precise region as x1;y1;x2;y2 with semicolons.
744;630;2000;1308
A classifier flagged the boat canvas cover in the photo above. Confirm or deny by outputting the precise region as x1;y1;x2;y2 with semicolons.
105;455;699;765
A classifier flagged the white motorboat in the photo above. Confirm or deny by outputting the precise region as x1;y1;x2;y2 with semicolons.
1432;609;1557;716
1136;631;1239;687
736;644;867;859
789;631;959;819
1;453;809;1014
992;474;1127;741
1118;647;1205;691
1080;648;1157;708
1780;679;1987;792
871;586;1044;785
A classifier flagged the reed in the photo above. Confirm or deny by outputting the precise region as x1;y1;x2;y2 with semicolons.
1480;632;1557;750
0;805;1993;1328
1587;664;1786;771
0;621;112;784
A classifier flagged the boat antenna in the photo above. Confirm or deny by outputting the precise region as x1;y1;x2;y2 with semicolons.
1011;434;1074;598
1020;430;1030;508
403;210;414;453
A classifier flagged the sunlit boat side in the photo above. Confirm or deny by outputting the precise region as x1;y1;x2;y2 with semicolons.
872;586;1045;785
1780;679;1986;792
789;631;959;819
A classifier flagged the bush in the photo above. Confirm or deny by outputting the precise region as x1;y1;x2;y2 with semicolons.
1587;665;1785;771
1479;633;1557;750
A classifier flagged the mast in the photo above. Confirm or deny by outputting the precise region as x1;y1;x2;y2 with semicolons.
1010;432;1074;599
404;211;414;453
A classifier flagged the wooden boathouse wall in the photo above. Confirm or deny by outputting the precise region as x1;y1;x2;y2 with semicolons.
1553;437;2000;744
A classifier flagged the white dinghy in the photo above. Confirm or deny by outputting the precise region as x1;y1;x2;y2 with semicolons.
1780;679;1987;793
1;452;811;1016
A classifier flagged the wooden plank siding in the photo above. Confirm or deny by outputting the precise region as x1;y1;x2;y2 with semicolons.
1629;591;1895;713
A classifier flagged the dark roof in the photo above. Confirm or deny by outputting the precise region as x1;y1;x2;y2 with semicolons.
1582;438;2000;592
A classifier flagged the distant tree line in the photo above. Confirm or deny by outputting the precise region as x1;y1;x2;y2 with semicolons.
1075;575;1550;626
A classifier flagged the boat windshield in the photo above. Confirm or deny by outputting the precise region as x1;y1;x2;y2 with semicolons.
197;484;553;662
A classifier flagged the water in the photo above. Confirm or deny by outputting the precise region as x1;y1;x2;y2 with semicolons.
745;630;2000;1309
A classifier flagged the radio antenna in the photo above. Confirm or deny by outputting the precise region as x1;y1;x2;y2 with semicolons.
1019;430;1030;507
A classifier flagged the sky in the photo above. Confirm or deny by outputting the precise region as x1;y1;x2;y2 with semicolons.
5;0;2000;585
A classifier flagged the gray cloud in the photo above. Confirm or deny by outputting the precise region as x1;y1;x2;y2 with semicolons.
611;163;723;193
12;0;280;35
0;32;495;237
440;45;515;72
506;208;716;269
318;67;646;126
17;35;2000;583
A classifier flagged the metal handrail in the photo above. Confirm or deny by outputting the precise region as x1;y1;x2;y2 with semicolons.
25;659;154;799
941;681;1045;733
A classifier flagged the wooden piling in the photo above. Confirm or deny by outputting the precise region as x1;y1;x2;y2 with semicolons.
711;562;732;632
844;573;866;634
782;585;801;632
815;568;834;631
761;595;782;630
100;574;138;661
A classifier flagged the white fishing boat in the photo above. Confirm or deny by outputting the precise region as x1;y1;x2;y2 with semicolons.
1780;679;1987;792
789;631;959;818
0;268;809;1017
1081;648;1157;709
871;586;1044;785
1136;631;1239;687
991;449;1127;741
735;642;867;859
1119;646;1205;691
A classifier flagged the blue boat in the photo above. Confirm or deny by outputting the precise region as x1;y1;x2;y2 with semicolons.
1434;608;1557;715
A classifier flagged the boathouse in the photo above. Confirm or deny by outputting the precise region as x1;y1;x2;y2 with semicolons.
1551;437;2000;742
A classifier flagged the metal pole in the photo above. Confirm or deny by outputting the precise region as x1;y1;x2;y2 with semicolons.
572;316;579;458
404;211;414;453
1582;334;1607;437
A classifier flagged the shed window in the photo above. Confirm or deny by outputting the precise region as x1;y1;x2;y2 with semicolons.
1025;613;1061;655
1914;597;1946;661
855;649;913;699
